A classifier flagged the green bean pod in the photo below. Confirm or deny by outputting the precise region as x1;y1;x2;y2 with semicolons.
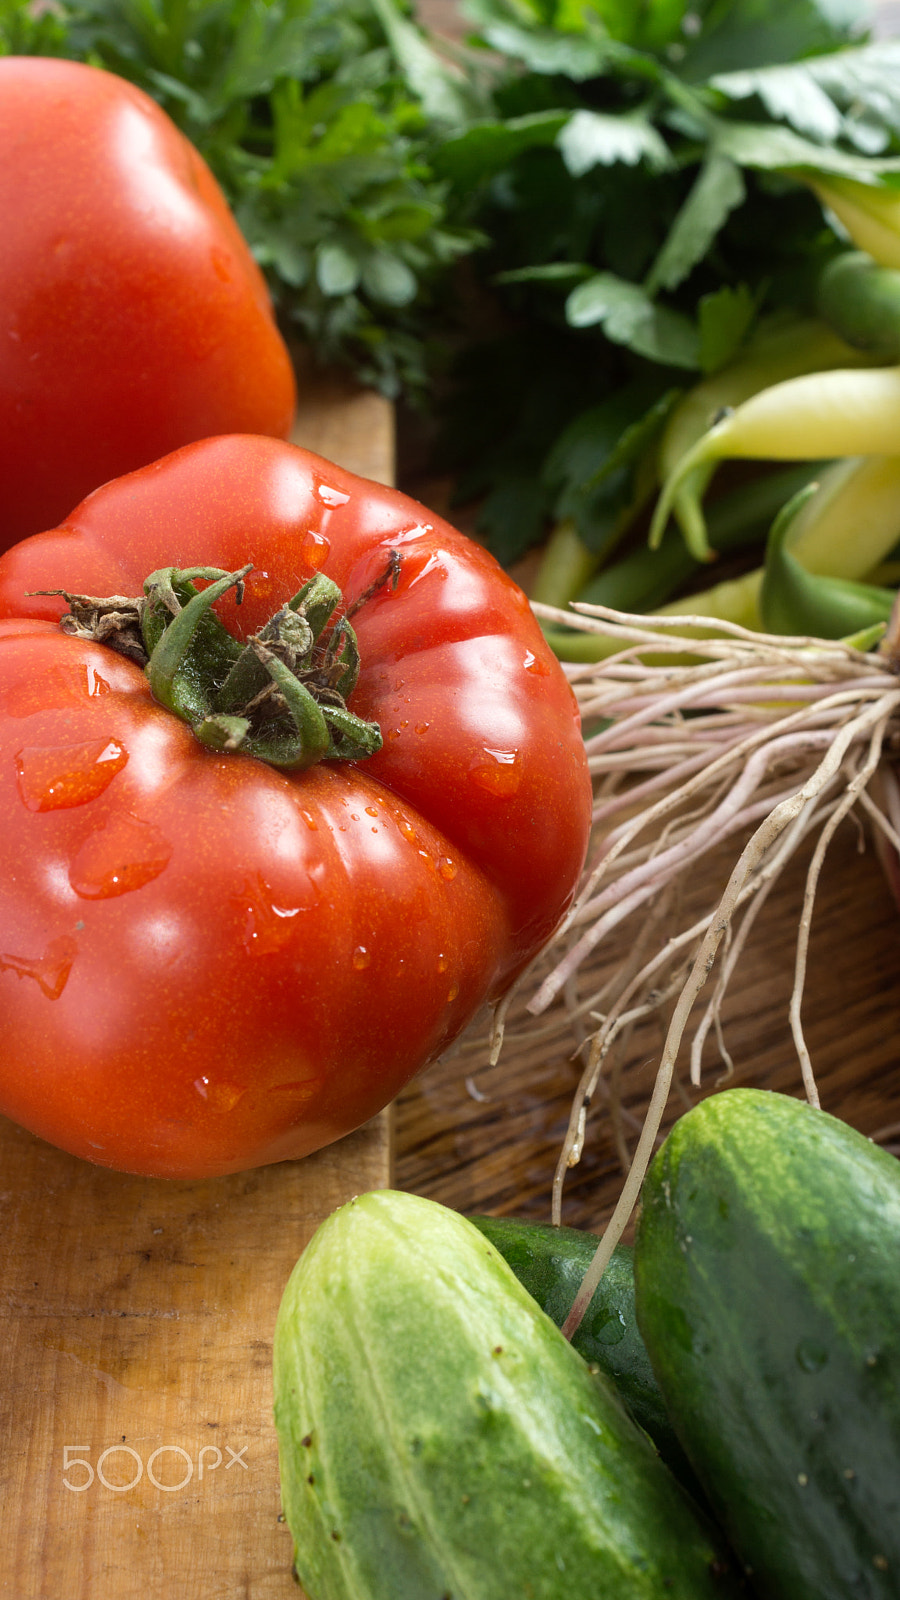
529;516;608;609
579;463;820;615
657;317;881;553
545;455;900;660
760;485;896;639
816;251;900;360
659;455;900;629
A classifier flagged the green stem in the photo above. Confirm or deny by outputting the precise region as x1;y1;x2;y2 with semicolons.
760;488;896;639
529;517;600;609
578;463;821;615
144;565;251;724
59;561;387;771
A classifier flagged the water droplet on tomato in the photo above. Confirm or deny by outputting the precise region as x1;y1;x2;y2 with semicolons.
239;875;311;955
86;664;112;697
352;945;371;971
69;813;172;900
437;857;457;881
300;529;330;570
210;245;234;284
407;551;445;588
247;569;274;602
16;737;128;812
300;809;318;832
415;722;429;735
0;933;78;999
523;649;550;676
469;748;521;798
193;1076;245;1111
365;806;379;818
398;818;417;844
447;982;460;1003
391;524;432;545
436;952;448;973
316;483;351;508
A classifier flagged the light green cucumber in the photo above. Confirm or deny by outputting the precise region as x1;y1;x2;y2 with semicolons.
273;1189;740;1600
635;1087;900;1600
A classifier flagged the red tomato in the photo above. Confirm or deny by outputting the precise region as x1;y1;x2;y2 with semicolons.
0;56;296;550
0;436;592;1178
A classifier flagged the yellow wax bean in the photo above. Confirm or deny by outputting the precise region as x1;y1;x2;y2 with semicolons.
657;570;763;630
806;175;900;272
658;317;875;483
783;454;900;579
545;456;900;664
658;318;883;557
655;456;900;636
650;365;900;551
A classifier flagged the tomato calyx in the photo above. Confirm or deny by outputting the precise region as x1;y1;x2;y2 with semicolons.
49;562;392;770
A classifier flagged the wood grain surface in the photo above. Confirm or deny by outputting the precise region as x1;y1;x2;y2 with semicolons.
395;811;900;1234
0;372;395;1600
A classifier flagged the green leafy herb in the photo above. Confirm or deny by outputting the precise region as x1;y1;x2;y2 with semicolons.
644;154;747;296
697;282;758;372
433;0;900;565
565;272;701;367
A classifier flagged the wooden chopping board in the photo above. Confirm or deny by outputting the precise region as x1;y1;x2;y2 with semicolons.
396;820;900;1229
0;367;395;1600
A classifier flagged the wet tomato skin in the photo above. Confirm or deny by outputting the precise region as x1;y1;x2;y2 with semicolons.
0;436;592;1178
0;56;296;550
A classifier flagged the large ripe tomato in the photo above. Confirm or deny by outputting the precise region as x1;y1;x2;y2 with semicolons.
0;56;296;550
0;436;592;1179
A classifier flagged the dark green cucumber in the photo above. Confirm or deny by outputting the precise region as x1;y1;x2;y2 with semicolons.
468;1214;690;1476
634;1087;900;1600
274;1190;742;1600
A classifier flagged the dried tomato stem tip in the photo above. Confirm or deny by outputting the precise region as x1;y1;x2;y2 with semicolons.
58;563;384;770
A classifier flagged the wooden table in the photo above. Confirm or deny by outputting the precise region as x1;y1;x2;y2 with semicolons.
396;821;900;1231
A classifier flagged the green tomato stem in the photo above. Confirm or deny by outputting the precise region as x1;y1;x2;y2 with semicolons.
57;560;388;771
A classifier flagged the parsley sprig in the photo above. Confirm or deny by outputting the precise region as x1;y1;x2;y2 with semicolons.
431;0;900;563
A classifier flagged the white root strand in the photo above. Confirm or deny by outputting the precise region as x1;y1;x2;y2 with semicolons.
483;608;900;1342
